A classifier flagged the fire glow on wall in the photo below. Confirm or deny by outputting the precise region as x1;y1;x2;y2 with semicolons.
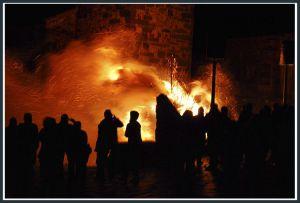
6;5;237;165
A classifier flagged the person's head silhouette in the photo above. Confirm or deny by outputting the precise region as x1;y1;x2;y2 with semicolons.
43;117;56;130
273;103;280;111
75;121;81;129
198;107;204;117
24;113;32;124
264;105;271;115
246;103;253;113
104;109;113;120
221;106;228;117
61;114;69;123
211;103;219;113
9;117;17;127
130;111;139;122
183;110;193;120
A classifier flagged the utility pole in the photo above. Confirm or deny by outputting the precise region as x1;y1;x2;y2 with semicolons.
282;40;294;105
211;58;217;108
283;64;288;105
170;61;173;93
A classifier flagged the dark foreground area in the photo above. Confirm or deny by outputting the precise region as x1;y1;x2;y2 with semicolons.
5;101;295;199
5;156;294;199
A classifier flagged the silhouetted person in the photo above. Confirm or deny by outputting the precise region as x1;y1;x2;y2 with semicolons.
193;107;207;168
238;103;254;169
75;121;91;182
285;105;295;194
67;118;82;182
155;94;182;170
95;109;123;181
270;103;282;166
18;113;38;194
38;117;59;193
206;104;221;171
5;117;18;195
257;105;272;161
123;111;142;184
273;104;295;195
57;114;73;180
182;110;195;174
219;107;240;183
245;111;266;193
219;107;233;165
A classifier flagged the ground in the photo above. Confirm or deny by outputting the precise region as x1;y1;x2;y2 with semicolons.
5;157;294;199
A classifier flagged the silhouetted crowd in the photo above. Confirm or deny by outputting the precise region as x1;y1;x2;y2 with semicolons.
5;109;143;196
182;103;294;177
156;94;294;194
5;96;295;197
6;113;92;195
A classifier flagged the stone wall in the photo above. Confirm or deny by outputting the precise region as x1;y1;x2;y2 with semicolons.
223;34;294;111
45;5;194;73
45;8;78;51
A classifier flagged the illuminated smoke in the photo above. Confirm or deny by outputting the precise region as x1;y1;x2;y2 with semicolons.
5;30;234;165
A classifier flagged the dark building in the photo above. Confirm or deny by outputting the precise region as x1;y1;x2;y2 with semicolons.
223;33;294;111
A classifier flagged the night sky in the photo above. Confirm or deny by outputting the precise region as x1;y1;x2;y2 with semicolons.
5;4;295;67
5;4;75;26
5;4;75;50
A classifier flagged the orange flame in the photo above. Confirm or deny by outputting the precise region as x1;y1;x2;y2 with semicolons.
98;61;215;142
5;31;233;165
